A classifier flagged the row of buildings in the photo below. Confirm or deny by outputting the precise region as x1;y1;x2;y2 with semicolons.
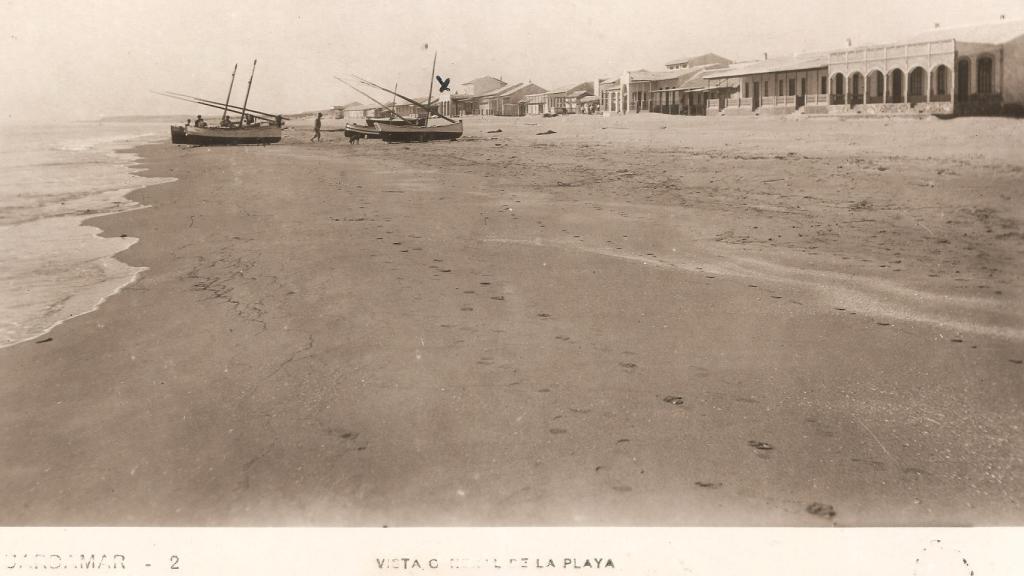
334;77;597;120
336;18;1024;119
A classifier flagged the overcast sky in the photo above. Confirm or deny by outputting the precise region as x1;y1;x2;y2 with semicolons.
0;0;1019;123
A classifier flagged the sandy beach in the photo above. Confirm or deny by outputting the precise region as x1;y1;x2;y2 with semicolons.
1;114;1021;526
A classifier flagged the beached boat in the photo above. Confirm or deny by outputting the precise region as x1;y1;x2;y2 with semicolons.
342;51;464;144
366;116;427;128
170;124;282;145
160;60;287;147
343;123;381;140
377;121;463;143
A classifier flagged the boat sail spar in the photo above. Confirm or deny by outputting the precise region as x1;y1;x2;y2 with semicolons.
339;51;463;143
160;60;285;145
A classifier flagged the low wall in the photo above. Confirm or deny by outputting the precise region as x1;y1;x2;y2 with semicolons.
755;104;796;115
718;106;755;116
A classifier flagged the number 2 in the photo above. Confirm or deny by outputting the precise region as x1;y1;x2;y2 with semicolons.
170;556;180;570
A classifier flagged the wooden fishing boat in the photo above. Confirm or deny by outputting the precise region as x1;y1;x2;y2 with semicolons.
378;121;463;143
170;124;282;145
366;116;427;128
160;60;286;146
339;51;463;144
343;123;381;140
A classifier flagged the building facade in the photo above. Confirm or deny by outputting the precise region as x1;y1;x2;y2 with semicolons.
705;53;830;115
705;19;1024;117
600;53;733;115
477;82;547;116
437;76;508;116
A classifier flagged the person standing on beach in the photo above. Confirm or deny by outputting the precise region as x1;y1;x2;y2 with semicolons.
311;112;322;143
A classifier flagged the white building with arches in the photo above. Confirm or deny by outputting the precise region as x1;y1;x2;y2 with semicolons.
827;19;1024;116
707;19;1024;117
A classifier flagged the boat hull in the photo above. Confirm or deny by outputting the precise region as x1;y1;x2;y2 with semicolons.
378;122;463;143
366;116;428;128
343;123;381;139
170;125;281;145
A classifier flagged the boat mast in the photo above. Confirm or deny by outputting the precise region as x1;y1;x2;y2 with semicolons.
353;75;457;124
334;76;413;124
392;82;398;118
221;63;238;123
425;51;437;119
239;59;257;124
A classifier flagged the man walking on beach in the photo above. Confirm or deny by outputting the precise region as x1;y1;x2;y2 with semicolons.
311;112;322;143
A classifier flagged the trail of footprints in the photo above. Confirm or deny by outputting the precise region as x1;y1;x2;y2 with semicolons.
326;193;1020;521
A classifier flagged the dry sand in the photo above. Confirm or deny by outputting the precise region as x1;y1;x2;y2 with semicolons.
1;113;1021;526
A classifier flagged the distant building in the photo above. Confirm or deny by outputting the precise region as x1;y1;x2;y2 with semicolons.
600;53;733;115
704;52;829;115
477;82;547;116
334;101;363;119
340;102;383;120
827;18;1024;116
457;76;507;97
665;53;733;70
437;76;508;116
706;19;1024;117
538;82;594;114
394;97;430;119
524;93;546;115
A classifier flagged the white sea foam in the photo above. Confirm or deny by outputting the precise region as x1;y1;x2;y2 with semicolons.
0;122;175;347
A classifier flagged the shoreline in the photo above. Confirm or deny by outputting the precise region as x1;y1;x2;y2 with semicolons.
0;115;1021;526
0;128;175;348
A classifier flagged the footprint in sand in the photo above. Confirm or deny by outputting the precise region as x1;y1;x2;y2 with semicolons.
806;502;836;519
662;396;685;406
549;428;568;435
695;481;722;489
748;440;774;450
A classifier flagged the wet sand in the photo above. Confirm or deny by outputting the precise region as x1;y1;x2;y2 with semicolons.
1;114;1021;526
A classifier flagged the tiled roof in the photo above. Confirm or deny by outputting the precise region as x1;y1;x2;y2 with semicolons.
704;52;830;79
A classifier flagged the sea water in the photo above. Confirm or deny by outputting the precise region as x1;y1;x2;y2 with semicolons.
0;122;175;348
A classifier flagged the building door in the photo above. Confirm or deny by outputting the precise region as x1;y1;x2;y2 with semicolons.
752;82;760;111
956;59;970;99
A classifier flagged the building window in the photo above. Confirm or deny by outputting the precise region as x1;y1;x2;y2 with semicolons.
789;79;796;96
778;80;784;96
936;66;947;95
909;68;924;97
800;78;806;96
978;57;993;94
744;82;750;98
821;76;827;94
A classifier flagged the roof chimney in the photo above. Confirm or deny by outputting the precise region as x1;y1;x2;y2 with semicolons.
763;52;768;60
1001;14;1006;20
934;22;940;28
846;38;852;47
